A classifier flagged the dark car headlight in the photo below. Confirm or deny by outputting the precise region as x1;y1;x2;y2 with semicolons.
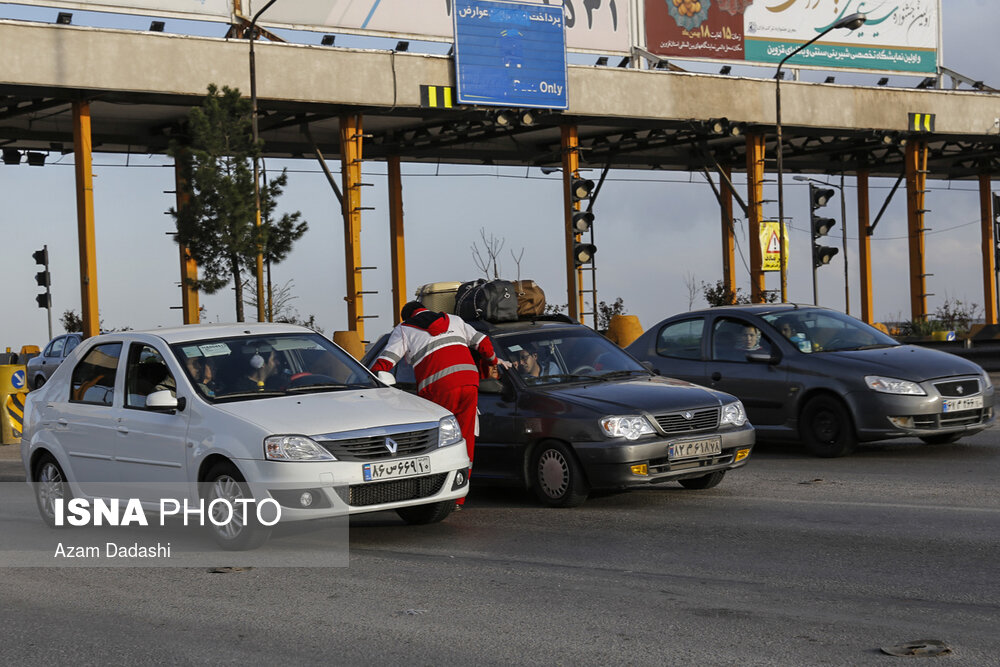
865;376;926;396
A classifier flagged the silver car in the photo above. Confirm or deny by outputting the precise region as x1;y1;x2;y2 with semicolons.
25;333;82;389
21;323;470;549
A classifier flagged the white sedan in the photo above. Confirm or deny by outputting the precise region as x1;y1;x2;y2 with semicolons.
21;323;470;549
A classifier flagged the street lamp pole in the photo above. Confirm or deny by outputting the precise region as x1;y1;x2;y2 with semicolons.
249;0;279;322
775;12;866;304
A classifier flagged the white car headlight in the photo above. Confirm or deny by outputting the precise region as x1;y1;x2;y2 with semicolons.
865;376;927;396
600;416;656;441
982;371;993;390
438;415;463;448
264;435;336;461
721;401;747;427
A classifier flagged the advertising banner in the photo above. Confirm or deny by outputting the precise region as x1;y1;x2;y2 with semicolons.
645;0;939;73
255;0;630;53
4;0;232;21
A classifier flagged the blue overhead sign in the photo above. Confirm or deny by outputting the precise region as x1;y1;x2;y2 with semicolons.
453;0;568;110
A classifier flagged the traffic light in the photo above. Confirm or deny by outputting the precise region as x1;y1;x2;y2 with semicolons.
571;177;594;203
573;243;597;266
572;210;593;233
33;246;51;310
809;185;839;268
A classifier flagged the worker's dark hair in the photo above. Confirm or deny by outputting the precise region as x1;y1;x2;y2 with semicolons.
400;301;426;321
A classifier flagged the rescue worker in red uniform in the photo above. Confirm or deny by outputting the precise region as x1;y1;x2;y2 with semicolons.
371;301;508;504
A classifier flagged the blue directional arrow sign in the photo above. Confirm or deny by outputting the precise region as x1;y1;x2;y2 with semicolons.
453;0;568;109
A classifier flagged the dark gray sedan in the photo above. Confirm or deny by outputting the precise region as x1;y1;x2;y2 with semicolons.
626;305;995;457
364;317;754;507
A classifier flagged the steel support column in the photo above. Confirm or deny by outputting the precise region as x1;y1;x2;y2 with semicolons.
745;133;766;302
340;114;366;341
980;172;998;324
174;155;200;324
73;101;99;339
388;155;407;326
856;168;873;324
905;140;929;321
720;164;736;296
561;125;583;322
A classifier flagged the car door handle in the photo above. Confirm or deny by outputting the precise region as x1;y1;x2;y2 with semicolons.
711;372;722;382
57;418;69;427
116;425;129;434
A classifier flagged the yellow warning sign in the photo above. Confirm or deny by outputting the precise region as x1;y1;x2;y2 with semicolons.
760;221;789;272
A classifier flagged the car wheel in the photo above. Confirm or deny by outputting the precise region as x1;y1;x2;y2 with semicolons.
203;462;271;551
919;433;963;445
33;454;70;528
33;376;46;390
395;500;455;525
678;470;726;489
800;395;857;458
531;441;589;508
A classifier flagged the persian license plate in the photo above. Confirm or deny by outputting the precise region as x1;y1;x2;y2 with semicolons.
363;456;431;482
942;396;983;412
668;437;722;461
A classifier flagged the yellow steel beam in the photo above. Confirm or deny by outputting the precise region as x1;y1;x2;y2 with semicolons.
719;164;736;297
340;114;366;341
745;133;766;303
174;155;200;324
561;125;584;322
73;101;99;339
388;155;407;325
856;168;873;324
905;140;929;321
980;172;998;324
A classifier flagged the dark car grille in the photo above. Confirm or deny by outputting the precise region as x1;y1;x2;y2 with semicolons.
654;408;720;434
933;378;981;398
339;473;449;507
912;408;988;429
317;428;437;461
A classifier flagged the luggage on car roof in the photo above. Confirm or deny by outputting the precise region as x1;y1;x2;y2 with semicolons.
455;279;518;323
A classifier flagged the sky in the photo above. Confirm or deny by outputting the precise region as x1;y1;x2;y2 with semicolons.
1;0;998;352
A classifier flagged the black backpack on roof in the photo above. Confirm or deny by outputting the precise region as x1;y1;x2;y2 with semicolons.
454;279;518;323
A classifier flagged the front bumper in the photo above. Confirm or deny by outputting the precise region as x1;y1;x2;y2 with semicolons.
571;424;755;489
847;386;995;441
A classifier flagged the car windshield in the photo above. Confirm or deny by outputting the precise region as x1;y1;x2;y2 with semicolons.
761;309;898;353
497;328;648;385
170;333;378;401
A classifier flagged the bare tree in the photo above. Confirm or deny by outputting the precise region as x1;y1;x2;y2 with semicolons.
471;228;505;279
683;271;699;310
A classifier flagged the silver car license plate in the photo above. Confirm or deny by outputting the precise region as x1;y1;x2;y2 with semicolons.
942;396;983;412
668;437;722;461
363;456;431;482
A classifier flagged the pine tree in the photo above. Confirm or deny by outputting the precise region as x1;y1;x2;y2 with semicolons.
168;84;307;322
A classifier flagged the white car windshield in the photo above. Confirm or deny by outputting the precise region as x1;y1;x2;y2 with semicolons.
170;333;378;401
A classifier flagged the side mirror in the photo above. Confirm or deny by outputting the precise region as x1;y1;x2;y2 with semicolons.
146;390;179;411
376;370;397;386
478;378;503;394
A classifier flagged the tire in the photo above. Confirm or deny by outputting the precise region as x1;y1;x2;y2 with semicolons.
800;395;857;458
395;500;455;525
32;454;70;528
678;470;726;490
919;433;963;445
531;441;589;508
203;462;271;551
33;375;46;390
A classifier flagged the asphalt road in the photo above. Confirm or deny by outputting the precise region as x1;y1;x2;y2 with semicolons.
1;431;998;666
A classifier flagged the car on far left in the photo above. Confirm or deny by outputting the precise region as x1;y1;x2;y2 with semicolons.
21;323;472;549
25;332;83;389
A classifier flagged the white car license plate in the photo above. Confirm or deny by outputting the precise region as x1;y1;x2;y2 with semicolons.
363;456;431;482
668;437;722;461
942;396;983;412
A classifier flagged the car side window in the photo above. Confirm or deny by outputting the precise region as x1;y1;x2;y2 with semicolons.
70;343;122;406
63;336;80;357
655;319;705;359
48;337;66;359
712;318;772;362
125;344;176;408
